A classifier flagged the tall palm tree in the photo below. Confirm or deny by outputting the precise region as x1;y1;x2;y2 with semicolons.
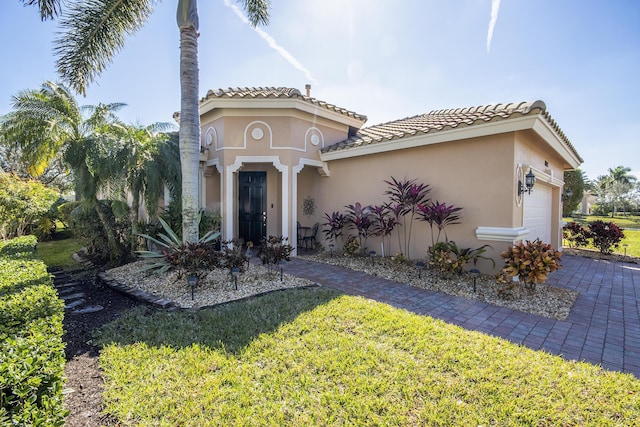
26;0;270;243
0;80;129;261
608;166;637;187
607;166;637;217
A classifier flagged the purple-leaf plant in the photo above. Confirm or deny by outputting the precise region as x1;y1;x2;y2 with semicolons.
418;201;463;248
370;203;399;256
322;211;347;246
383;177;431;259
345;202;374;255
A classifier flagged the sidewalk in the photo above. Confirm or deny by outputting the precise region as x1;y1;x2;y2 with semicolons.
283;255;640;378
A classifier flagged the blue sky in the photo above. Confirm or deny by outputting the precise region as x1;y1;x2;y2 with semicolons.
1;0;639;181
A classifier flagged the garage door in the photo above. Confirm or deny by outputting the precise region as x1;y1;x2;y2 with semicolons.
523;184;552;243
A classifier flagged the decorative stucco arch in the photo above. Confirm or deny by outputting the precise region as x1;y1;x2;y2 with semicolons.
224;156;289;242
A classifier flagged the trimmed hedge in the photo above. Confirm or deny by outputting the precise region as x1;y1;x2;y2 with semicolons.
0;236;67;426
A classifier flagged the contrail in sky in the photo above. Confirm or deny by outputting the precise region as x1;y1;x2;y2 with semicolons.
223;0;319;85
486;0;501;52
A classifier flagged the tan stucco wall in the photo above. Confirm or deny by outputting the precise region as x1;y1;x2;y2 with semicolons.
297;167;324;227
200;110;351;166
514;130;567;249
199;110;352;243
204;171;221;213
316;134;515;270
195;102;576;273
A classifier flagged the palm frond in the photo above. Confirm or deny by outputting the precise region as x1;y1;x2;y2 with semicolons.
238;0;270;26
54;0;156;95
21;0;63;21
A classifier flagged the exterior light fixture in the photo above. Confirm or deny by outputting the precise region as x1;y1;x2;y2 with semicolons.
518;169;536;195
231;267;240;290
470;268;480;292
329;243;335;257
417;261;425;279
187;275;198;300
369;250;376;265
562;188;573;202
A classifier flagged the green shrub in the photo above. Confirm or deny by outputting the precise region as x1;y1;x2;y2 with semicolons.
0;237;67;426
68;200;131;263
343;235;360;257
57;201;80;229
0;174;60;240
428;241;494;274
0;235;37;257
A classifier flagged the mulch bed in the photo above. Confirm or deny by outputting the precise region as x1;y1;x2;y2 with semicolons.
57;266;143;427
562;247;639;264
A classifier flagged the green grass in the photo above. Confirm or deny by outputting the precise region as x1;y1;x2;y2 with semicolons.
95;287;640;426
564;216;640;258
567;214;640;229
36;231;84;268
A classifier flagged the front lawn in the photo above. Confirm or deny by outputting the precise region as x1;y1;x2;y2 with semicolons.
36;231;83;268
567;214;640;229
95;287;640;426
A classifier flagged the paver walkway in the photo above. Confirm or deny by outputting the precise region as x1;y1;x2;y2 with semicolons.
284;255;640;378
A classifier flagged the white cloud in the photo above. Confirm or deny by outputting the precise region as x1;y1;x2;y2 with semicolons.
487;0;501;53
222;0;318;85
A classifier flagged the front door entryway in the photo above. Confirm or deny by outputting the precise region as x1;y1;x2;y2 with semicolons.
238;171;267;245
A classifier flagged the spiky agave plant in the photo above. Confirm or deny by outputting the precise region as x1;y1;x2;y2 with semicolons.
136;217;220;275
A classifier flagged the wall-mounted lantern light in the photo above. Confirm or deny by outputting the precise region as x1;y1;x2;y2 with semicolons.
562;188;573;203
518;169;536;196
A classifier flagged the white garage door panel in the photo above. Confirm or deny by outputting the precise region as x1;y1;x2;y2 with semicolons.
523;184;552;243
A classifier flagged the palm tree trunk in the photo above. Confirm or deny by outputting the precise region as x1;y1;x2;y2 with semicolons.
130;191;141;253
93;198;123;263
178;7;201;244
180;27;200;242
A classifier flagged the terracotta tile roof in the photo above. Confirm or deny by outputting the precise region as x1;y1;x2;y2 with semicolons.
322;100;582;162
200;87;367;121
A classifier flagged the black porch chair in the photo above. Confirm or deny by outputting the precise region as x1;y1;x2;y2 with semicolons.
302;222;319;250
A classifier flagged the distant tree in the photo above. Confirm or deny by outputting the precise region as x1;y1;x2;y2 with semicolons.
0;173;59;240
0;81;128;261
0;143;74;195
591;167;638;217
608;165;637;187
562;169;586;217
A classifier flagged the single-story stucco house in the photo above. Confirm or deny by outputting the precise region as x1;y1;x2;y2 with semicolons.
192;86;582;272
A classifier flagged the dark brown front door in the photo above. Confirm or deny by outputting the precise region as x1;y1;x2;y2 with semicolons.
238;171;267;245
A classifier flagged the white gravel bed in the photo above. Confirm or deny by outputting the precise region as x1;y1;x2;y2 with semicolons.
300;254;578;321
106;261;316;309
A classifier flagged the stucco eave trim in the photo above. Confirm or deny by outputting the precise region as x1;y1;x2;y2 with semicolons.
531;118;582;169
199;98;366;128
319;116;539;161
476;226;529;243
